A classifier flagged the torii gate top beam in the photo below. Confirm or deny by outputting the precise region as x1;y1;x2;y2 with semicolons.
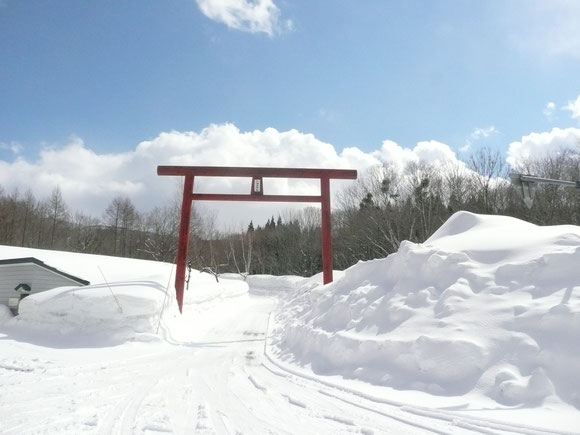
157;165;357;313
157;166;357;179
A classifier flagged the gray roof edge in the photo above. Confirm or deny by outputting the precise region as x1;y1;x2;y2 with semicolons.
0;257;90;286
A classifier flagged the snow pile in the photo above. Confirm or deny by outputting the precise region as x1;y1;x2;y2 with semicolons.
3;282;173;345
273;212;580;409
161;272;250;342
0;304;12;323
184;272;249;304
0;246;248;345
245;274;305;295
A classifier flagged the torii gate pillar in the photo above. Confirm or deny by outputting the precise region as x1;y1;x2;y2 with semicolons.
157;166;357;313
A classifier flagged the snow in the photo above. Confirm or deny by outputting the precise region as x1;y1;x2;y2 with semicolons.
271;212;580;430
1;211;579;433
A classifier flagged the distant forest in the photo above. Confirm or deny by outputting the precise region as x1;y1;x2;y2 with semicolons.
1;148;579;278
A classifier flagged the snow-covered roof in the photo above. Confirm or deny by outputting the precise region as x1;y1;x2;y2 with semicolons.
0;257;90;286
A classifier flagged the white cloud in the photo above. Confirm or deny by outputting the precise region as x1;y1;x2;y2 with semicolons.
544;101;556;120
195;0;291;36
6;124;578;228
414;140;461;165
372;139;464;174
564;95;580;120
0;141;22;155
471;126;498;140
372;140;417;172
506;127;580;168
460;126;499;153
0;137;141;211
0;124;472;228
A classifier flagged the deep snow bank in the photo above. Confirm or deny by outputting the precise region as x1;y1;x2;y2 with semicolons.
245;274;311;295
0;246;248;345
272;212;580;409
3;282;173;345
0;305;12;324
185;272;249;304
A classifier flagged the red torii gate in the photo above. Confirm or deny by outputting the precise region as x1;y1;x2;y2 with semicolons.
157;166;357;313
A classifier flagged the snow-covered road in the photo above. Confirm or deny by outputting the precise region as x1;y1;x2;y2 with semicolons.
1;292;569;434
3;213;580;434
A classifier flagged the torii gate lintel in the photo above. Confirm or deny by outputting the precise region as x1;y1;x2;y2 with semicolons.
157;166;357;313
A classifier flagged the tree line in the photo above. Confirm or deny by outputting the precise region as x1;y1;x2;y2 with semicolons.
1;148;578;278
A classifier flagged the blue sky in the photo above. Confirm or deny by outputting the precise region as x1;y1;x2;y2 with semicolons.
1;0;578;155
1;0;580;224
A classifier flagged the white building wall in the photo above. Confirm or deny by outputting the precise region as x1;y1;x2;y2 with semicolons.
0;263;83;306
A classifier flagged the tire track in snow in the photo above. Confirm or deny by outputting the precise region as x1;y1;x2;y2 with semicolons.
251;361;449;435
97;348;222;435
199;294;447;434
97;369;163;434
260;352;546;435
1;349;180;431
256;296;452;434
260;296;567;435
5;292;568;434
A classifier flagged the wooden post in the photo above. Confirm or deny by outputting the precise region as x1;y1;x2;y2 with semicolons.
320;176;332;284
175;175;194;313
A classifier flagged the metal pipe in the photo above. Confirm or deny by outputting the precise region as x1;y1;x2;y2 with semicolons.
518;174;578;188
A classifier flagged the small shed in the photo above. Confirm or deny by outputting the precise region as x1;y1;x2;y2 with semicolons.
0;257;90;313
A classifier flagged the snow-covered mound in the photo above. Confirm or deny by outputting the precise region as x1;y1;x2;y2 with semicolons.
273;212;580;409
0;305;12;323
185;272;249;304
3;282;172;345
0;246;249;346
245;274;306;295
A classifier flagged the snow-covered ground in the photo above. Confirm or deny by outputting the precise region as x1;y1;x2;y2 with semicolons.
1;211;579;434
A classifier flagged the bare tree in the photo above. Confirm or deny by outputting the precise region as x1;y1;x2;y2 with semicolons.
226;224;254;280
0;188;19;245
48;186;69;249
468;147;507;213
104;196;138;256
20;189;37;247
443;162;472;213
69;212;102;253
141;204;180;262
